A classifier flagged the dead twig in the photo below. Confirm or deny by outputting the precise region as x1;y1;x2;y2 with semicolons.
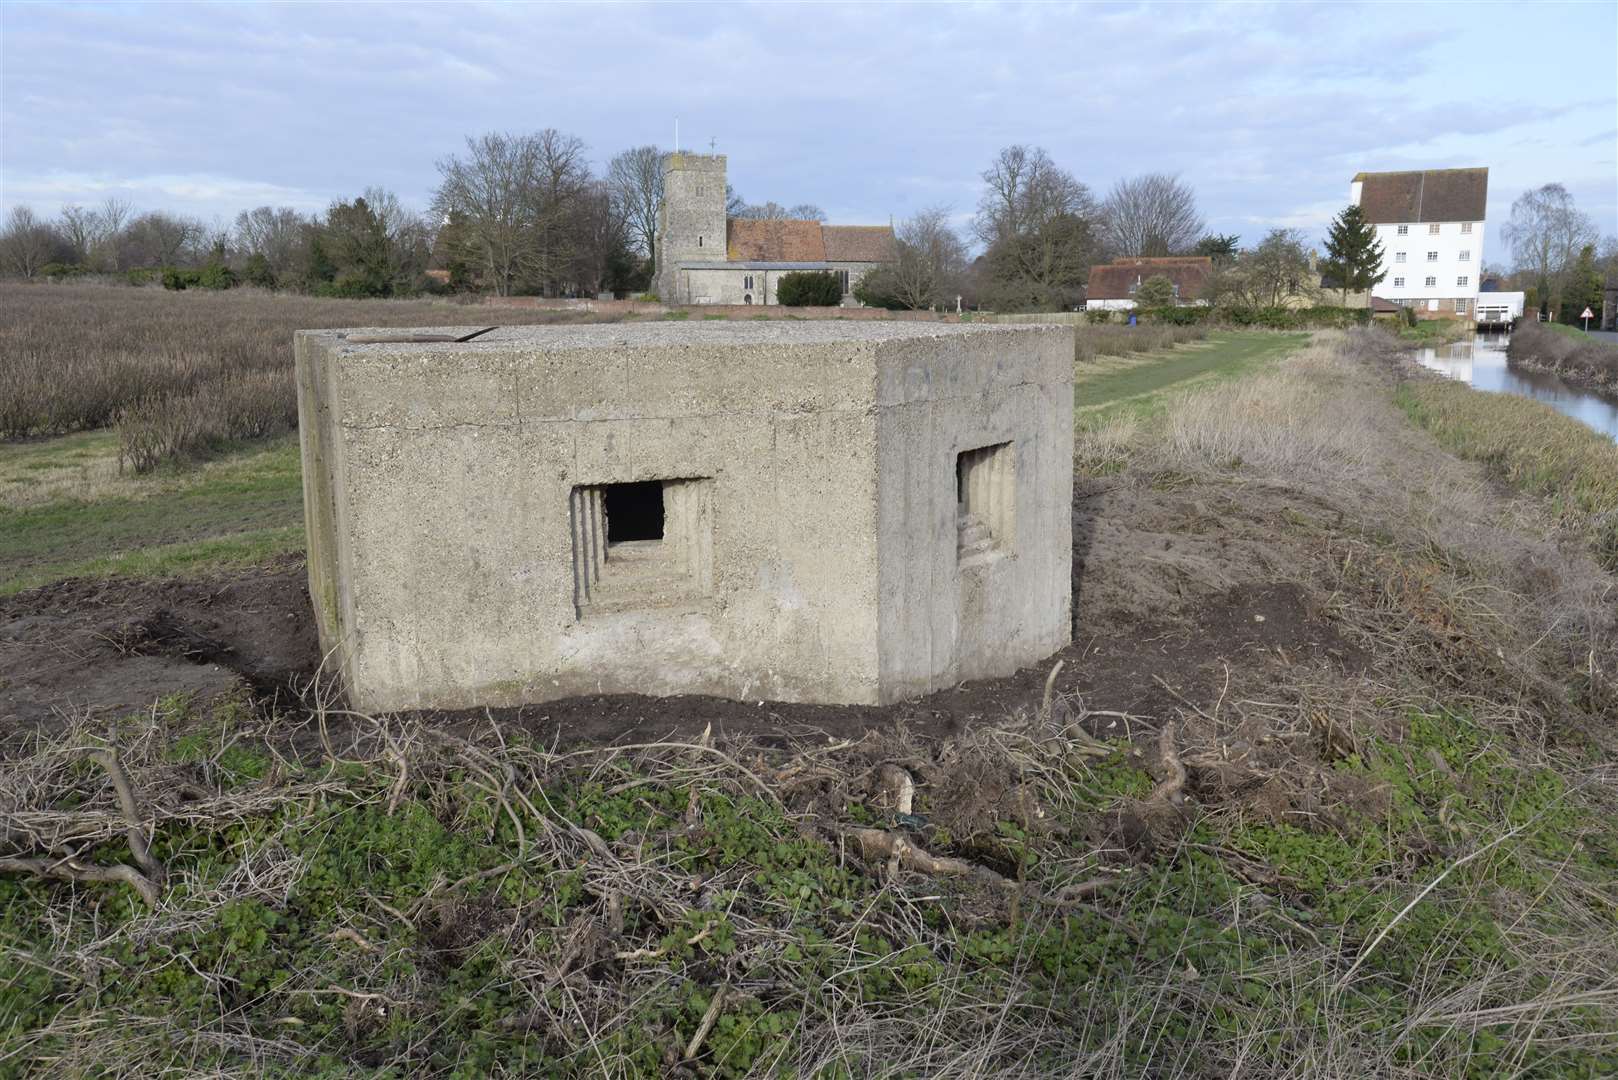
0;855;161;907
683;984;729;1062
1147;722;1187;805
86;747;165;885
848;828;1003;883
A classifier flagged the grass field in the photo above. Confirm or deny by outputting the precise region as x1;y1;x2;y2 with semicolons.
1074;330;1308;429
0;434;304;595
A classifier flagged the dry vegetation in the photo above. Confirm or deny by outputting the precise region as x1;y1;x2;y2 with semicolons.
1;283;1204;475
0;282;616;471
1073;322;1206;362
1508;319;1618;392
3;327;1615;1076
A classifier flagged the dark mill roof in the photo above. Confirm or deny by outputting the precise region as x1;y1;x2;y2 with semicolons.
1354;168;1488;224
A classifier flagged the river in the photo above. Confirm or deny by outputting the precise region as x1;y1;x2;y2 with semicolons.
1415;333;1618;441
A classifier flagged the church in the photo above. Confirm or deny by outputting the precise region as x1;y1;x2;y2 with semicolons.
653;152;895;306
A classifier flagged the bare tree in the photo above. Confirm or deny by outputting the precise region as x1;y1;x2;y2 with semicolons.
972;146;1099;310
1100;174;1205;257
731;200;826;221
433;132;546;296
572;180;631;296
234;206;307;276
0;206;63;278
57;206;98;265
118;211;202;268
1206;228;1316;307
1503;183;1599;313
607;145;664;267
974;145;1095;249
886;206;968;309
531;129;592;295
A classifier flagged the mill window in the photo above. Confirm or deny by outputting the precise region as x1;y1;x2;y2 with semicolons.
1458;250;1470;261
1397;225;1409;236
1424;276;1437;288
1393;277;1405;287
1461;222;1473;234
1456;276;1468;287
1428;223;1441;234
1426;251;1438;261
1395;251;1406;263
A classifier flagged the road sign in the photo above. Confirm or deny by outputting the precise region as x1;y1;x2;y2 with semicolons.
1582;306;1595;331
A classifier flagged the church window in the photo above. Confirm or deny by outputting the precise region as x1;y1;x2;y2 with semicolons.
698;236;703;247
838;270;850;293
744;275;754;290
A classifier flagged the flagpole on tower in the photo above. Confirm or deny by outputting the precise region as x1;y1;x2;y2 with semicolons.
674;118;679;154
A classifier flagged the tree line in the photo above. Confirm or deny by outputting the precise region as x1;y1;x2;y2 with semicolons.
1;134;1613;315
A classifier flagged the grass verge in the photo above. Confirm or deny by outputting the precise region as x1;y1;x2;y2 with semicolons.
1075;330;1309;430
1396;377;1618;568
0;434;304;594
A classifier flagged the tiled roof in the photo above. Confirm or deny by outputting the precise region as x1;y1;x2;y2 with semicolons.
727;219;825;262
1354;168;1488;224
725;219;897;263
822;225;896;263
1085;256;1213;301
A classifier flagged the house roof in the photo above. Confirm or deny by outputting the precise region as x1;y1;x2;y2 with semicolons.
727;219;825;261
1370;296;1402;313
1085;256;1213;301
1354;168;1488;224
822;225;896;263
725;219;896;263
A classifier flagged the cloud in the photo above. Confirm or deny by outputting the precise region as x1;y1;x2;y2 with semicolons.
1;0;1614;265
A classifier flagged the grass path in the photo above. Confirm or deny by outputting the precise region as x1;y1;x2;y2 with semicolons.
0;436;305;595
1075;330;1309;428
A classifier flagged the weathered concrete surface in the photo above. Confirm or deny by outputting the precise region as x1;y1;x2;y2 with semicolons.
294;322;1074;712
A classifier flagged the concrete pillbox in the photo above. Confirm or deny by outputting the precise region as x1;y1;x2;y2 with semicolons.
294;321;1074;712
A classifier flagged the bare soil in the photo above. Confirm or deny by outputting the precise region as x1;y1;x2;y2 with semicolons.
0;478;1369;751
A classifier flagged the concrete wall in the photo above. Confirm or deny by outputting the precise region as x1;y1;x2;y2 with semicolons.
294;322;1074;713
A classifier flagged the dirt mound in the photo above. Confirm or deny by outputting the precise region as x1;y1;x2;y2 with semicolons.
2;478;1371;748
0;555;319;727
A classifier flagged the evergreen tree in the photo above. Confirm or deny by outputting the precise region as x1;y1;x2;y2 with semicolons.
1193;233;1240;268
1561;244;1602;325
1321;204;1386;303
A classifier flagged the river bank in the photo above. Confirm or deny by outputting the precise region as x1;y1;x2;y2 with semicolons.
1507;320;1618;395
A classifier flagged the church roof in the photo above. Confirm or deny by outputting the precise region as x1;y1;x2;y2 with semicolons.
1353;168;1488;224
823;225;896;263
726;219;896;263
728;219;825;261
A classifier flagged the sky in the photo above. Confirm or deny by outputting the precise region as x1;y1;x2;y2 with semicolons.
2;1;1614;266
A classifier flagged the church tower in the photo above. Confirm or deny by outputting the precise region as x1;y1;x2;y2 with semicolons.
655;153;727;303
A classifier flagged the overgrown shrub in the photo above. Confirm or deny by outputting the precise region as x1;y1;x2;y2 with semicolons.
1508;319;1618;389
1133;306;1372;329
776;271;842;307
